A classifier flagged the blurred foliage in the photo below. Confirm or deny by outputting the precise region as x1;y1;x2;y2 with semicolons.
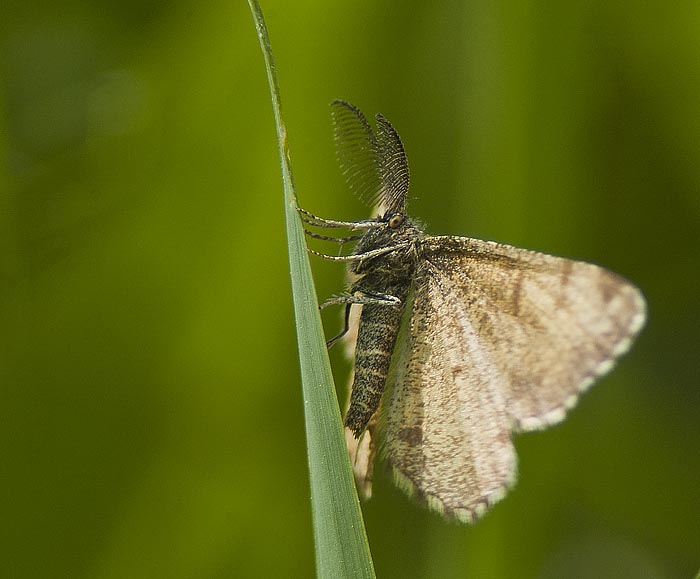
1;1;699;578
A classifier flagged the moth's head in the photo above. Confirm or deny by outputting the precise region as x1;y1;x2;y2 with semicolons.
374;210;415;239
354;210;421;254
384;211;406;230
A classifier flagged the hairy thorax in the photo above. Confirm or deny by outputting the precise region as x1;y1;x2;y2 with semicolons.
350;214;424;295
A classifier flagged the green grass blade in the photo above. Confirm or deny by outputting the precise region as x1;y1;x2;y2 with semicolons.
247;2;375;577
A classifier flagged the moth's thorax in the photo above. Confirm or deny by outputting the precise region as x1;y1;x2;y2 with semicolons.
350;213;424;281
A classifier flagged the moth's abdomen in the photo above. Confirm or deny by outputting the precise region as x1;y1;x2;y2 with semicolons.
345;303;405;438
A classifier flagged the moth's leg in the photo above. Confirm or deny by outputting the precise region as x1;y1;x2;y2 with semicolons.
320;292;401;309
309;242;410;262
304;230;362;258
303;230;363;244
322;292;401;348
326;303;352;349
297;207;379;230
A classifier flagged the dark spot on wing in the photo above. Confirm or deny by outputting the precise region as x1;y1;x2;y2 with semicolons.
398;426;423;446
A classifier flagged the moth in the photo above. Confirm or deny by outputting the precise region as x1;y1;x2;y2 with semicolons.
300;100;647;523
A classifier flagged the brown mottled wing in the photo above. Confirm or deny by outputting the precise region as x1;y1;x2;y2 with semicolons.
383;235;646;522
422;236;647;430
383;264;517;522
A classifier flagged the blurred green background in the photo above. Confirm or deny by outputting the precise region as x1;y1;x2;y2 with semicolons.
2;1;699;577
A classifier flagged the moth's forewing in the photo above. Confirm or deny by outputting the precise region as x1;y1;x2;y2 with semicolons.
381;236;646;522
421;237;647;431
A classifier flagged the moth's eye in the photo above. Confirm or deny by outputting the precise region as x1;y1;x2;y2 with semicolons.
389;214;405;229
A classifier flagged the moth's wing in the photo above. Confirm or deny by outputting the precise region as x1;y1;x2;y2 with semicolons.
382;236;646;522
382;274;518;523
344;411;378;500
420;236;647;431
